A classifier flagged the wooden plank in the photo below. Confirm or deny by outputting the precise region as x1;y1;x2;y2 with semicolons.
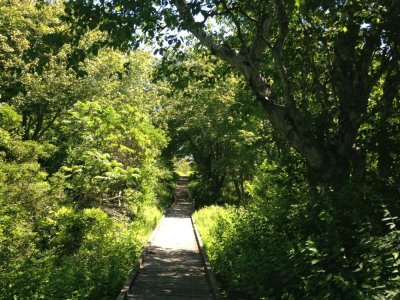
192;217;221;299
118;176;216;300
130;294;212;298
132;279;210;289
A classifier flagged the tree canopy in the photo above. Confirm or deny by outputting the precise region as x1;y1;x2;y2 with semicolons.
0;2;174;298
0;0;399;298
65;0;400;186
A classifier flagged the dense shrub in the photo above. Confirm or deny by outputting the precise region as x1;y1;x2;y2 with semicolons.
194;160;400;299
0;110;171;298
0;10;174;296
0;143;171;299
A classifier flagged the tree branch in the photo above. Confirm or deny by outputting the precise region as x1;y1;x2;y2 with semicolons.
172;0;336;180
219;0;246;48
270;0;293;106
249;12;273;64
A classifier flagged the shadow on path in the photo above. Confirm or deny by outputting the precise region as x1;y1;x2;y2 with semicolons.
127;176;214;300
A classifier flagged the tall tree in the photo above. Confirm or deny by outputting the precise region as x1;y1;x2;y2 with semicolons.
160;51;268;204
65;0;400;187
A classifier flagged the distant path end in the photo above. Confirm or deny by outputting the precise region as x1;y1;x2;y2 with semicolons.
126;176;215;299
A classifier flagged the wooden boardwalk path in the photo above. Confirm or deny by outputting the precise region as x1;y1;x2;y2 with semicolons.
125;176;215;299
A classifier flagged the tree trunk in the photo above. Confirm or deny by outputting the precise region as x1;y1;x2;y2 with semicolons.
172;0;391;188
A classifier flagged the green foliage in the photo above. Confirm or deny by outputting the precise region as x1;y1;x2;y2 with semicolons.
0;3;174;299
194;163;400;299
35;207;155;299
1;100;170;299
161;51;268;207
0;199;160;299
0;135;63;297
60;97;167;212
1;0;399;299
0;103;21;130
173;157;193;176
65;0;400;187
0;98;170;299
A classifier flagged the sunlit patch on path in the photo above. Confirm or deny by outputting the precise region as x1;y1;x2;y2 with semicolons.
126;177;215;299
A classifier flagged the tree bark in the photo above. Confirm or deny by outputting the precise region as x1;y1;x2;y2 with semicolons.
171;0;395;187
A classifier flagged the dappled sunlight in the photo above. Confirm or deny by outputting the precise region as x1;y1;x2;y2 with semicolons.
128;177;214;299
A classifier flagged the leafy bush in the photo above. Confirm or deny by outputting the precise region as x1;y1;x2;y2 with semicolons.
37;207;156;299
0;106;169;299
193;160;400;299
0;10;174;297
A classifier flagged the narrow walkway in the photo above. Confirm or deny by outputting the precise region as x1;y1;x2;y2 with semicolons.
127;176;214;299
